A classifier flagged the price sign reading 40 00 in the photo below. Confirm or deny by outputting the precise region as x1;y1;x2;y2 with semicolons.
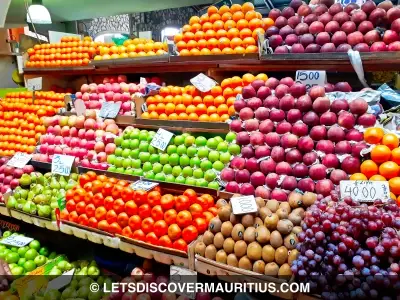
340;180;390;203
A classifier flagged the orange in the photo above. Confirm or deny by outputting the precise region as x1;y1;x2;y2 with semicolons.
243;73;256;85
209;113;221;121
186;40;198;50
199;114;210;122
176;210;192;228
165;103;175;115
382;133;399;150
190;48;201;55
182;94;193;106
207;5;218;16
232;11;245;22
207;38;219;49
364;127;384;144
214;95;225;106
262;18;275;30
175;104;186;114
252;28;265;40
230;37;243;49
391;192;396;200
371;145;392;163
237;19;249;31
227;28;240;40
202;22;213;32
178;112;189;120
203;95;215;107
176;41;187;51
379;161;400;179
216;29;227;39
217;104;229;116
397;195;400;205
189;16;200;25
223;87;234;98
205;29;216;40
153;220;168;238
392;148;400;164
194;31;205;41
256;73;268;81
200;14;209;24
207;106;218;115
182;25;191;33
158;235;173;248
369;174;386;181
221;78;232;89
159;113;168;119
197;39;208;49
186;104;197;114
196;103;208;115
221;12;233;22
219;37;230;50
360;160;378;178
155;103;166;114
242;2;255;13
389;177;400;195
218;5;230;15
243;36;256;47
188;113;199;121
224;20;237;31
221;114;230;121
349;173;368;181
245;11;257;21
183;32;195;43
209;14;222;23
210;86;222;97
249;18;262;31
246;45;258;53
173;95;183;105
231;4;242;13
180;49;190;56
169;113;179;120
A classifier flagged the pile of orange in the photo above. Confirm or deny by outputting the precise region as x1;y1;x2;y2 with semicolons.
174;3;274;56
5;91;67;110
62;171;218;252
351;127;400;204
26;36;98;68
142;73;268;122
94;38;168;60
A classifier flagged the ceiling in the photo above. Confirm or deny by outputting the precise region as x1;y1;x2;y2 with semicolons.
5;0;215;26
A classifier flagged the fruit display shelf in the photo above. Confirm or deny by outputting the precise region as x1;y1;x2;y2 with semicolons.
8;208;59;231
90;54;170;67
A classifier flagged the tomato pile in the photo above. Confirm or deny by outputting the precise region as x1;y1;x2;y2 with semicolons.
62;172;217;252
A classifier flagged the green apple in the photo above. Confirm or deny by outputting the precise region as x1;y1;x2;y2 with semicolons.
214;136;223;144
168;153;179;166
196;179;208;187
130;129;140;140
217;142;229;152
24;260;37;272
176;145;187;156
107;154;116;165
165;174;175;183
206;138;218;149
29;240;41;251
213;161;225;171
208;181;220;190
116;167;125;173
219;152;231;164
17;257;27;267
139;131;149;141
195;136;207;147
208;150;220;162
2;231;12;238
121;149;131;158
122;159;132;168
184;135;195;147
5;252;19;264
172;166;182;177
139;142;149;152
159;153;169;165
143;162;152;172
123;130;132;139
200;160;213;171
182;166;193;178
225;132;236;143
163;164;173;175
34;255;47;267
48;252;57;259
186;146;197;158
174;135;185;146
125;169;134;175
228;144;241;155
133;169;144;176
197;147;209;159
167;145;177;155
139;152;150;163
149;154;160;164
179;155;190;167
154;173;166;181
185;177;197;186
121;140;130;149
114;147;123;156
130;149;140;159
11;266;24;276
108;166;117;172
175;176;186;184
152;163;163;174
17;246;29;258
114;157;123;167
114;136;123;146
25;248;38;260
190;157;201;168
129;139;140;149
148;145;156;154
204;170;217;182
193;169;204;179
144;171;155;179
131;159;141;169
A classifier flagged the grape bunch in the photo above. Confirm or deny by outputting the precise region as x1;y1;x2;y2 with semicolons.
292;190;400;300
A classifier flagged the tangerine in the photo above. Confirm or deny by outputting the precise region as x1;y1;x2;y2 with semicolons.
382;133;399;150
364;127;384;144
389;177;400;195
379;161;400;179
371;145;392;163
349;173;368;181
360;160;378;178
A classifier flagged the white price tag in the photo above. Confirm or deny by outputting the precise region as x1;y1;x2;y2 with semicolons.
231;195;258;215
27;77;42;91
170;265;197;299
130;180;159;191
74;99;86;116
7;152;32;169
99;102;121;119
340;180;391;203
295;70;326;91
190;73;217;93
51;154;75;176
46;269;75;292
140;77;147;85
337;0;365;7
0;235;33;247
17;56;24;74
150;128;174;151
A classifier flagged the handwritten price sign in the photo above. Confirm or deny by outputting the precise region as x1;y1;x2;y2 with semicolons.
130;180;159;191
99;102;121;119
340;180;391;203
295;70;326;91
150;128;174;151
7;152;32;169
27;77;42;91
0;235;33;247
51;154;75;176
190;73;217;93
231;195;258;215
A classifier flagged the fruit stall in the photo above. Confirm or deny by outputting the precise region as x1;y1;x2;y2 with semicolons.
0;0;400;299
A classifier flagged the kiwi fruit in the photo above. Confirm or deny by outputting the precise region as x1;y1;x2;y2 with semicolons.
203;231;215;246
302;192;317;207
255;226;270;244
270;231;283;248
292;226;302;234
213;232;225;249
262;245;275;263
284;233;298;250
223;238;235;254
275;246;288;265
218;206;232;222
279;202;291;213
276;208;289;220
288;192;303;209
278;263;292;277
264;262;279;276
292;207;305;218
288;212;302;226
230;213;241;225
209;218;222;233
265;199;280;212
241;214;255;227
216;199;228;208
244;226;256;243
253;260;266;274
238;256;252;271
259;206;272;220
247;242;262;260
221;221;233;237
255;197;266;208
234;240;247;258
195;242;206;256
277;219;294;235
216;250;227;264
227;254;239;267
205;244;217;260
288;249;299;265
264;213;279;230
231;224;245;241
254;217;264;228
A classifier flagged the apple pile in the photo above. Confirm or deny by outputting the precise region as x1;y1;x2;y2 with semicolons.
266;0;400;53
221;77;376;199
33;115;121;170
0;157;34;203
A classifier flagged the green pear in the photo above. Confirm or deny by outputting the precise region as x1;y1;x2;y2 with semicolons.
77;266;88;276
27;191;35;201
22;201;33;214
6;196;17;209
70;173;78;181
19;189;28;200
33;195;46;205
37;205;51;218
59;176;67;189
44;172;52;178
80;261;89;268
88;266;100;278
19;174;31;187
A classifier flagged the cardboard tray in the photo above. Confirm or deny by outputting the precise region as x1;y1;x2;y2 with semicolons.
9;209;58;231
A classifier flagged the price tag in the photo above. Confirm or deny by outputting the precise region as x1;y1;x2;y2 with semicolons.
130;180;159;191
142;103;148;112
140;77;147;85
51;154;75;176
0;235;33;247
190;73;217;93
7;152;32;168
99;102;121;119
231;195;258;215
295;70;326;91
340;180;391;203
17;56;24;74
74;99;86;116
170;265;197;300
337;0;365;7
150;128;174;151
45;268;75;292
27;77;42;91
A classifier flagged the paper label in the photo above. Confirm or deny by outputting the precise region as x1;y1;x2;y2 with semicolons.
336;0;365;7
7;152;32;168
231;195;258;215
130;180;159;191
74;99;86;116
99;102;121;119
27;77;42;91
340;180;390;203
150;128;174;151
170;265;197;299
0;235;33;247
190;73;216;93
17;56;24;74
45;268;75;292
295;70;326;90
51;154;75;176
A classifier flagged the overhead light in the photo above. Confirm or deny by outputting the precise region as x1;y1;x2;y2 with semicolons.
26;0;52;24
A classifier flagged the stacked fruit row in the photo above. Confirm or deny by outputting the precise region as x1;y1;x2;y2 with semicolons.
142;73;268;122
221;76;376;197
107;128;237;189
4;91;67;111
266;0;400;53
61;171;217;252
